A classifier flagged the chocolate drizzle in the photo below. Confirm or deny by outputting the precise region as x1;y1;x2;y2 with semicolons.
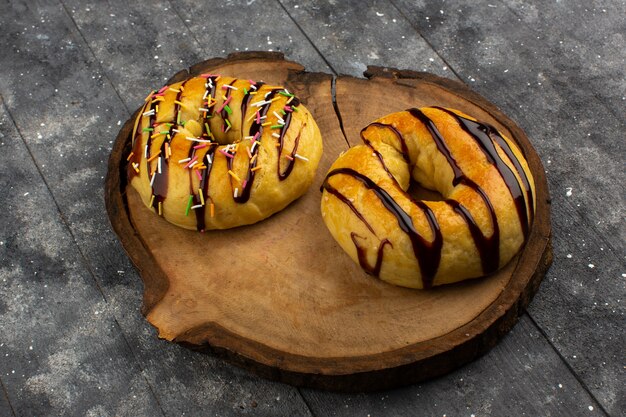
362;123;410;162
433;107;533;237
220;80;237;131
408;108;501;274
240;81;264;126
202;76;218;138
322;168;443;288
277;111;298;180
194;147;217;232
351;233;392;277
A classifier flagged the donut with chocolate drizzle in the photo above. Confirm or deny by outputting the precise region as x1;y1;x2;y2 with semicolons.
127;75;323;231
320;107;535;289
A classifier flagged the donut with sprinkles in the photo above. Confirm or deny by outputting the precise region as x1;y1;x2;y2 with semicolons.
127;74;323;231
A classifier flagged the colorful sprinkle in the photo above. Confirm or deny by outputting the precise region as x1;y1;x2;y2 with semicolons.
158;201;163;216
198;188;205;205
219;149;235;159
217;96;232;112
295;153;309;162
185;136;213;143
147;150;161;163
126;152;135;161
185;195;193;216
185;156;198;169
228;170;242;182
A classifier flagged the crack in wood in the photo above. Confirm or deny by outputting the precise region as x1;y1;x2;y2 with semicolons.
331;75;349;147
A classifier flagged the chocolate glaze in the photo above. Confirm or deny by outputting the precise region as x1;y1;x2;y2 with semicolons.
202;76;218;137
194;147;217;232
322;181;377;236
408;108;501;273
277;111;299;180
351;233;392;277
362;123;410;162
433;107;533;237
228;89;280;203
240;81;264;127
323;167;443;288
220;80;237;129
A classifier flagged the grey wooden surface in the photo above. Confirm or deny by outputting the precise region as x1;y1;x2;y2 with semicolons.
0;0;623;415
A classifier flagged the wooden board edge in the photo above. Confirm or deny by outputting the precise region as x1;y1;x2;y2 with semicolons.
172;233;552;392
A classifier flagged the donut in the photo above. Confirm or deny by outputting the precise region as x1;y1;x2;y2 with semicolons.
126;74;323;231
320;107;535;289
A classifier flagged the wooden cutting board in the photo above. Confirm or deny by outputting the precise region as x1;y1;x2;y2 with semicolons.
105;51;552;391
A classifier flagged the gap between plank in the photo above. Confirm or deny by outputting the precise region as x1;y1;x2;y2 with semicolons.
275;0;350;146
296;387;317;417
388;0;465;84
0;378;17;417
525;313;611;416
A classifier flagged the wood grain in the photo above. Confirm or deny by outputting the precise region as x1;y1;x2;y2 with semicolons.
106;53;552;391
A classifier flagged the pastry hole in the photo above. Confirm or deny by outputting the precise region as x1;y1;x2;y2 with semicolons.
408;182;445;202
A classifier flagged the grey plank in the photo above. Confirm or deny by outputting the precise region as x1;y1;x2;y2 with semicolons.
0;0;314;416
0;97;162;415
279;0;450;77
59;0;204;110
170;0;332;74
302;315;607;417
500;0;626;118
388;0;626;414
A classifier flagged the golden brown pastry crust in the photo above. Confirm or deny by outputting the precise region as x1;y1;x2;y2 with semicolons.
127;75;323;230
320;107;535;289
